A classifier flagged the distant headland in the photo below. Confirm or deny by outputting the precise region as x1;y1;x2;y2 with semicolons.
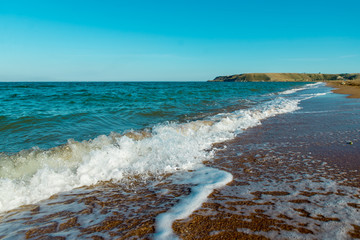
208;73;360;82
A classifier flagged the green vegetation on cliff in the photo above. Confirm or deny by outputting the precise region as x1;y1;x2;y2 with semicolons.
209;73;360;82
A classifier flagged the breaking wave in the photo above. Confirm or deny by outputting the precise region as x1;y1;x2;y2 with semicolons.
0;82;327;213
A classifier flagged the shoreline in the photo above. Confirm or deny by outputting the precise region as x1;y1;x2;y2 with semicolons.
173;89;360;239
326;80;360;98
1;84;360;239
209;73;360;82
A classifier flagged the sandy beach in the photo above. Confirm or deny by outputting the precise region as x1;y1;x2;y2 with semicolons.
0;83;359;239
326;80;360;98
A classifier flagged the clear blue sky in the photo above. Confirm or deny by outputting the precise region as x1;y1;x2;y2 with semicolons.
1;0;359;81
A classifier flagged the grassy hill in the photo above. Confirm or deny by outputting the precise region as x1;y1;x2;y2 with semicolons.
209;73;360;82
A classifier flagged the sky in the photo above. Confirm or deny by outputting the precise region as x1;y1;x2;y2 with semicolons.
0;0;359;81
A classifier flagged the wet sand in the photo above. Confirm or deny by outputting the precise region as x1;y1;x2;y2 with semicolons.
173;90;360;239
1;86;360;239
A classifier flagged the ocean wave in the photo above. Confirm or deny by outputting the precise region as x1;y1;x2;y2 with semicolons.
0;91;320;213
278;82;324;95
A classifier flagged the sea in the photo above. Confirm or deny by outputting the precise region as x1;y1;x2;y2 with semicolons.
2;81;356;239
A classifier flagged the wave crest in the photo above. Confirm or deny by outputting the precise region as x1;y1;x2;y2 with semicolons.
0;94;311;212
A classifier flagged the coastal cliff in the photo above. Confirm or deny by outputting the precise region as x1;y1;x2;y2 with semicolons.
209;73;360;82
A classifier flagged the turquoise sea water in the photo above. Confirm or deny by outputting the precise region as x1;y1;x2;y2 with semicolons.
0;82;306;153
0;81;329;214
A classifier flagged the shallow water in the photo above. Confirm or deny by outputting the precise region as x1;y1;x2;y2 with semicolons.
0;81;306;153
0;81;326;214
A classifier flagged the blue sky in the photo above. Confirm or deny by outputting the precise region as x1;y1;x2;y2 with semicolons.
0;0;359;81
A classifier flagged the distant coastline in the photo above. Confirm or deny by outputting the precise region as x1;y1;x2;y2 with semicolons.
208;73;360;82
208;72;360;98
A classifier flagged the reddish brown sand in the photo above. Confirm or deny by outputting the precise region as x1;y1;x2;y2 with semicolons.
173;111;360;239
0;84;359;239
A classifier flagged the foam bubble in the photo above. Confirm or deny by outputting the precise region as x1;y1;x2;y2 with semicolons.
154;167;233;240
279;82;324;95
221;177;360;240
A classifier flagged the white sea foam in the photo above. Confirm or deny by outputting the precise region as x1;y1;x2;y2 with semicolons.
280;88;306;95
154;167;233;240
220;177;360;240
279;82;324;95
0;86;323;213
